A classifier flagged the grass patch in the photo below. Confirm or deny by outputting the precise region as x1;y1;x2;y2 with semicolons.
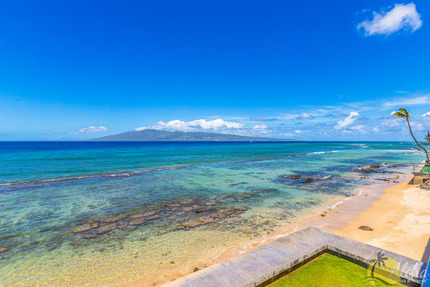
267;253;405;287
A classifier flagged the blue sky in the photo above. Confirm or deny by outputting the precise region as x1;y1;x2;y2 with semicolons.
0;0;429;140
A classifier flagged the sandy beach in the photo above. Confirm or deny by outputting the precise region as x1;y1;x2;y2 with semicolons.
334;176;430;262
160;172;430;286
258;174;430;263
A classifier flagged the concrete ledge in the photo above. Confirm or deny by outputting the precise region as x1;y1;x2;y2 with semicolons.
164;227;426;287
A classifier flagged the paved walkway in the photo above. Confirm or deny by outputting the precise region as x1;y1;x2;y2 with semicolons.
164;227;426;287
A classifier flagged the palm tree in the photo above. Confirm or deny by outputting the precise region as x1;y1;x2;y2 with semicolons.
393;108;430;164
370;252;389;278
426;131;430;143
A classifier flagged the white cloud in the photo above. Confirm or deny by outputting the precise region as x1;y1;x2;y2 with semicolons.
423;111;430;118
384;96;430;107
300;113;313;119
74;126;107;134
373;127;380;133
136;119;244;132
295;130;302;134
358;3;422;36
334;112;360;130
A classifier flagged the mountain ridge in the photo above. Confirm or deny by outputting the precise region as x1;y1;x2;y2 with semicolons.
90;129;294;141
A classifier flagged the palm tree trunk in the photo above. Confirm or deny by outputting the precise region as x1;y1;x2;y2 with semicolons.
371;262;377;277
406;118;430;163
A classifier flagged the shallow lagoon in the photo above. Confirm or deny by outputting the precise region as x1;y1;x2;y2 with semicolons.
0;141;423;286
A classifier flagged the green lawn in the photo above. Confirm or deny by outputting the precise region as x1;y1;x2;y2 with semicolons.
267;253;405;287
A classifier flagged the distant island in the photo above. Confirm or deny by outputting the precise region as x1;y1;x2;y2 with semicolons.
90;129;293;142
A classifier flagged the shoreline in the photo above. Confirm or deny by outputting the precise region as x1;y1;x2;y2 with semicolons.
193;173;412;268
334;175;430;261
128;170;426;286
160;173;430;286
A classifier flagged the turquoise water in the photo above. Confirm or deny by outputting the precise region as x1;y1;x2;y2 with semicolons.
0;141;424;286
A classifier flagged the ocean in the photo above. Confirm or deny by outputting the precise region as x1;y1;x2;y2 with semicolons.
0;141;424;286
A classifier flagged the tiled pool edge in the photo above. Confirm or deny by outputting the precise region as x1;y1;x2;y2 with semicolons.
164;227;427;287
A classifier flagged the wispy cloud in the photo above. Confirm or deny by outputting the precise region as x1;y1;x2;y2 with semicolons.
134;93;429;140
250;116;279;122
383;95;430;107
334;112;360;130
73;126;107;134
252;124;270;134
136;119;243;132
358;3;422;36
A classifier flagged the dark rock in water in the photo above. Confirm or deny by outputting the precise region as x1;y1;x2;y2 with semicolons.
73;224;92;233
355;165;381;175
101;215;127;223
195;208;209;214
128;213;145;219
281;174;332;184
358;226;374;231
166;202;182;207
284;175;301;180
181;206;195;212
117;222;129;229
128;218;147;226
158;229;171;235
83;234;96;239
141;210;159;217
369;165;381;169
129;215;159;226
96;223;117;234
235;207;247;212
234;193;254;201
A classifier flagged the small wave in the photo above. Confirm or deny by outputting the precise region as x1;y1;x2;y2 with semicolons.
386;149;418;153
0;166;189;188
351;144;368;148
308;150;340;155
331;197;351;209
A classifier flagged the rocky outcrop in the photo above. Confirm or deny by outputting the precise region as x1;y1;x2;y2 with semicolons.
70;193;253;242
420;180;430;190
